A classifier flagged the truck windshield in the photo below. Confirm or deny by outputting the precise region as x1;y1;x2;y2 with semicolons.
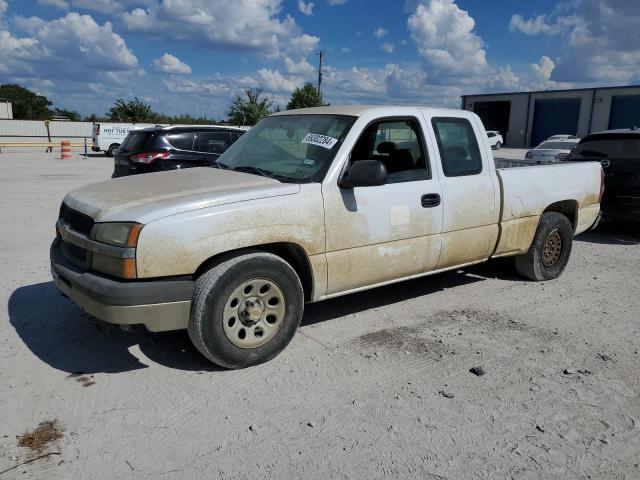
218;114;356;183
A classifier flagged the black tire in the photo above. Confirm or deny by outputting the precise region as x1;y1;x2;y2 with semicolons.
106;144;119;157
495;141;502;150
188;252;304;369
515;212;573;281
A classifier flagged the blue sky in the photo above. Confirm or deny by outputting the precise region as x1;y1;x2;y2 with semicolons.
1;0;639;119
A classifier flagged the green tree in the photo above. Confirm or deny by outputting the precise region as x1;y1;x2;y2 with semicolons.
0;84;53;120
107;97;155;122
226;88;273;125
286;82;327;110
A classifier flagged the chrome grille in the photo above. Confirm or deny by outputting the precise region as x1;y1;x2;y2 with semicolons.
59;203;94;237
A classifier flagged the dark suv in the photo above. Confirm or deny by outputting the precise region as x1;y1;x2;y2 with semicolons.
562;129;640;222
112;125;246;177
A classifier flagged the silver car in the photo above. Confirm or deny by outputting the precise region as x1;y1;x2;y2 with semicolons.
525;139;580;162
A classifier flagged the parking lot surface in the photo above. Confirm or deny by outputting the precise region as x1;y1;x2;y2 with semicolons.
1;153;639;479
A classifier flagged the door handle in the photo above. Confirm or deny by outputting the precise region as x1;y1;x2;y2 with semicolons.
421;193;441;208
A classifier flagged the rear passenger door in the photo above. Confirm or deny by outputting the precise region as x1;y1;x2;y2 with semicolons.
425;114;500;268
165;131;198;164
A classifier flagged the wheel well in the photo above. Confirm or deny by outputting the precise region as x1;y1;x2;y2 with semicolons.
193;243;314;302
543;200;578;231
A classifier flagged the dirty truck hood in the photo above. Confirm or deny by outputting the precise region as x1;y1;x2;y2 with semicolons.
63;167;300;224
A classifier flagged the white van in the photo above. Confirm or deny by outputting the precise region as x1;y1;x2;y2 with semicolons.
92;123;159;156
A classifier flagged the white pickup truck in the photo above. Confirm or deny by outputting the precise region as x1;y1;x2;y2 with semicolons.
51;106;603;368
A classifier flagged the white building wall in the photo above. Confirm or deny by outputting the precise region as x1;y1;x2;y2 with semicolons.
0;102;13;119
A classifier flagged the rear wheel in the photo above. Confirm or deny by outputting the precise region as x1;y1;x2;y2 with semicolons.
495;141;502;150
188;252;304;369
515;212;573;281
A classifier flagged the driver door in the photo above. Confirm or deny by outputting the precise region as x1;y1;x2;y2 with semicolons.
322;116;443;295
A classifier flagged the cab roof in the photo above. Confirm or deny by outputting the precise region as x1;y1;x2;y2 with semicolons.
270;105;463;117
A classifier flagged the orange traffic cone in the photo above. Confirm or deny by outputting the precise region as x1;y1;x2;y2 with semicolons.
61;140;72;160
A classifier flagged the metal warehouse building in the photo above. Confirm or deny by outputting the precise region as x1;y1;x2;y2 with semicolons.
461;85;640;148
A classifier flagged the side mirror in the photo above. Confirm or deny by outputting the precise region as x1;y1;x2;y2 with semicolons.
339;160;387;188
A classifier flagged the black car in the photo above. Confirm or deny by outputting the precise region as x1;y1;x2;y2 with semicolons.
562;129;640;222
112;125;246;177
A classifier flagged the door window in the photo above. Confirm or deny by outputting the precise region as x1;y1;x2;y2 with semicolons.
195;131;233;154
432;117;483;177
166;132;195;150
350;118;429;183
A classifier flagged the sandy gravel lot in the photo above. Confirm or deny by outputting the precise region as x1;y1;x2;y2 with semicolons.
1;153;639;479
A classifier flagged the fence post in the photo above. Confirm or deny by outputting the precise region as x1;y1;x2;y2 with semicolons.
45;120;52;153
83;138;87;158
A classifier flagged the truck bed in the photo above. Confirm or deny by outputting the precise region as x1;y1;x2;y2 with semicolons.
497;162;602;234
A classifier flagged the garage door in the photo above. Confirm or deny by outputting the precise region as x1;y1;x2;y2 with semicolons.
530;98;581;147
473;101;511;142
608;95;640;130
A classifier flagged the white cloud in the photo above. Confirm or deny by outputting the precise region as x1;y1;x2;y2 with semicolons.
340;46;350;53
0;0;7;15
373;27;388;39
37;0;70;8
381;42;395;54
283;56;314;75
531;56;555;83
71;0;122;14
9;13;138;73
122;0;319;61
153;53;192;74
407;0;488;77
509;14;579;36
511;0;640;84
297;0;313;15
37;0;142;13
257;68;303;93
327;0;346;4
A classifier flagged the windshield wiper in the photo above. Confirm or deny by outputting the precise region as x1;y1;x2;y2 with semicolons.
211;159;231;169
233;165;290;182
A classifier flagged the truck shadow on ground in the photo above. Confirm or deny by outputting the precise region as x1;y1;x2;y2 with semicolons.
9;261;515;374
576;221;639;246
301;259;518;327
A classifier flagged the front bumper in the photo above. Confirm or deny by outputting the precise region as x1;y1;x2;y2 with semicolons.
50;240;194;331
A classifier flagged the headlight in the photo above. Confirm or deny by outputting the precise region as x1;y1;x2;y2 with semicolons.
93;222;142;247
91;222;142;279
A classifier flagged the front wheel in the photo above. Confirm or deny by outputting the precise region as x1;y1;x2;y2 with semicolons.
495;141;502;150
188;252;304;369
515;212;573;281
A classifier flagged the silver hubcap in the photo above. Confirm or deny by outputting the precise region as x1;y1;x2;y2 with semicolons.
222;278;286;348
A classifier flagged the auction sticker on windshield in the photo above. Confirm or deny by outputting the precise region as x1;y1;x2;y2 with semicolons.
301;133;338;149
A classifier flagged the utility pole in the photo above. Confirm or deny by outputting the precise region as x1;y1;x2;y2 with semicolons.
316;50;325;99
